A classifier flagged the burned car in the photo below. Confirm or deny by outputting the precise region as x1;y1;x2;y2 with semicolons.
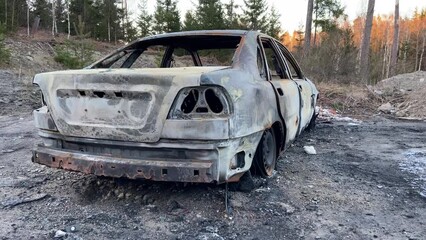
32;30;318;184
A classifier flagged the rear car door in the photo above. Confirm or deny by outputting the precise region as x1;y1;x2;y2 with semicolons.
275;41;315;133
258;37;300;142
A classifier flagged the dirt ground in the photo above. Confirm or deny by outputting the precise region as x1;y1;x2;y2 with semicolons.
0;70;425;239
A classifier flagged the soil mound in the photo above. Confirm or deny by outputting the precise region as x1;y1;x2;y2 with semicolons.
375;71;426;119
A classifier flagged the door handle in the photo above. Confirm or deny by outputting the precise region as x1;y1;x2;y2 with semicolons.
277;88;284;96
298;85;303;91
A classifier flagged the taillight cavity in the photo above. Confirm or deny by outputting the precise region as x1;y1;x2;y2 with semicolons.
169;86;231;119
205;88;223;113
181;89;199;114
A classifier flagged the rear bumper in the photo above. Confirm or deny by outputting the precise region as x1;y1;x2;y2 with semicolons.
32;146;215;183
32;131;263;183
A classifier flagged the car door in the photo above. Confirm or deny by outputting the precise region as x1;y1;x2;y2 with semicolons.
275;41;315;133
258;37;300;143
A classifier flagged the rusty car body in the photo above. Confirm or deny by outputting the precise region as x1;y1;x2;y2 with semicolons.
32;30;318;184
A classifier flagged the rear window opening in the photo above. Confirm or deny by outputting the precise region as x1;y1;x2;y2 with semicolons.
93;35;242;69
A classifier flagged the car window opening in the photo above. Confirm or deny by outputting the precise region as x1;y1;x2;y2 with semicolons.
260;39;287;79
94;35;242;69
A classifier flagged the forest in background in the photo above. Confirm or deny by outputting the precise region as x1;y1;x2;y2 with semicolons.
0;0;425;84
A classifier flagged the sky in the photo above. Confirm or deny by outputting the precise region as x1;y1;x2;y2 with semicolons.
127;0;426;32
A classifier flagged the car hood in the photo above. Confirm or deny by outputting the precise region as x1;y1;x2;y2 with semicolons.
34;67;228;142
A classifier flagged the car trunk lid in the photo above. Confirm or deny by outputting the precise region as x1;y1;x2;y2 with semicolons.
34;67;227;142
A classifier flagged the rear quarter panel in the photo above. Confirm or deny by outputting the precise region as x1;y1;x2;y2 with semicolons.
200;69;281;139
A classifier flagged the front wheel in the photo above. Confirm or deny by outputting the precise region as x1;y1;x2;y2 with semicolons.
253;129;277;177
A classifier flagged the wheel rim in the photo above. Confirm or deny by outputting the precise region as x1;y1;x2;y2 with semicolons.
262;130;276;176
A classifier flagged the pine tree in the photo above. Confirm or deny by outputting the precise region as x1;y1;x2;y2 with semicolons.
293;26;305;54
55;15;94;69
242;0;268;32
153;0;181;34
224;0;241;29
123;19;138;41
69;0;98;37
32;0;51;30
183;11;199;31
0;0;28;31
0;24;10;64
138;0;152;37
266;6;281;39
0;1;6;28
55;0;67;33
313;0;345;44
98;0;123;42
196;0;225;30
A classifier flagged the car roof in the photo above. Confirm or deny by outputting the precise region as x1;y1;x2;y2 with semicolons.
138;30;252;42
89;30;267;69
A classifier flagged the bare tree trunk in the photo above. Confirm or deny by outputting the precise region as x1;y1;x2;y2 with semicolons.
114;24;117;45
5;0;7;27
121;0;125;37
52;0;57;37
27;1;30;37
419;32;425;71
385;44;391;79
381;44;387;79
389;0;400;76
403;28;410;73
122;0;128;40
304;0;314;56
359;0;375;83
382;26;389;80
11;0;15;29
313;0;318;47
108;19;111;42
52;0;54;35
415;29;420;71
125;0;129;40
32;16;40;34
66;0;70;39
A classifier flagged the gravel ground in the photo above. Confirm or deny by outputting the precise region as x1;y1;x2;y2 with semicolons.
0;114;425;240
0;71;40;116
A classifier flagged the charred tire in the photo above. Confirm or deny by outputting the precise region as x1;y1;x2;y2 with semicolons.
229;171;256;192
253;129;277;177
306;112;317;131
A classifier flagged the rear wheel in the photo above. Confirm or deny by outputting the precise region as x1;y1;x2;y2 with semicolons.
253;129;277;177
232;170;255;192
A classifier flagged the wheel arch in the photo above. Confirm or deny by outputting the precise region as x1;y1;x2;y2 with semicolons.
271;121;286;155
